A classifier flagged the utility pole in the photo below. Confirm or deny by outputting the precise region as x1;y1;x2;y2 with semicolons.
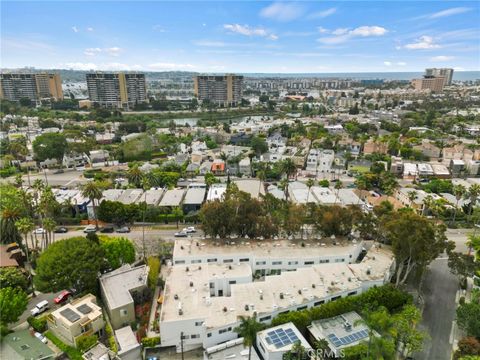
180;332;184;360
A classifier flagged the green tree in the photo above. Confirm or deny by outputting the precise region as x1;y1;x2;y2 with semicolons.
281;158;297;179
0;287;28;326
393;304;426;357
385;211;454;286
15;217;34;261
32;133;67;162
465;184;480;223
250;136;268;157
127;165;144;188
0;268;28;291
81;181;103;230
234;315;265;360
99;236;136;270
456;302;480;338
34;237;104;294
172;207;184;229
448;252;479;282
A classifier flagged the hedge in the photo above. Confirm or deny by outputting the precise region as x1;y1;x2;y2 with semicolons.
271;285;412;332
76;333;98;352
141;336;161;347
27;316;47;332
105;322;118;353
45;331;83;360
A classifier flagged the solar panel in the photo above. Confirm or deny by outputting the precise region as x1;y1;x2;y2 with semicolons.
266;328;301;349
60;308;80;323
76;304;92;314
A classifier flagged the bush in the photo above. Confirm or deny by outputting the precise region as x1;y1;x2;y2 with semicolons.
459;296;466;305
147;257;160;289
76;334;98;352
27;316;47;332
105;322;118;353
271;285;412;332
45;331;83;360
141;336;160;348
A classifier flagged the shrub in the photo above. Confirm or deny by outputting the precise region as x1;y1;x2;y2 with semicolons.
105;322;118;353
459;296;466;306
27;316;47;332
76;334;98;352
147;257;160;289
45;331;83;360
141;336;160;348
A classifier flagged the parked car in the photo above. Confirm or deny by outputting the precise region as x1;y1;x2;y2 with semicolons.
116;226;130;233
53;169;64;174
183;226;196;233
54;290;72;304
54;227;68;233
31;300;49;316
174;231;188;237
100;226;114;233
34;332;48;344
33;228;46;235
83;225;97;233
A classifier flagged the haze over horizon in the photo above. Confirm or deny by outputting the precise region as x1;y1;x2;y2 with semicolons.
2;1;479;73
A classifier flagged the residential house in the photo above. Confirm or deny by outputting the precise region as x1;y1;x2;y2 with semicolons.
413;140;441;159
0;243;24;268
99;265;149;330
450;159;465;176
183;185;207;214
256;323;311;360
47;294;105;347
211;160;225;176
363;139;388;155
115;326;142;360
238;157;251;176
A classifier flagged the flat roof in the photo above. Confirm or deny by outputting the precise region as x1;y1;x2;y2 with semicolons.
1;329;55;360
207;184;227;201
162;248;393;329
115;326;140;353
159;189;185;207
308;311;373;351
258;322;311;353
233;179;265;199
173;238;363;260
51;294;102;325
100;265;149;310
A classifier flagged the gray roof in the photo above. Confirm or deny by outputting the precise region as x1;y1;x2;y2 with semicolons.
115;326;140;354
100;265;148;310
159;189;185;207
183;187;206;205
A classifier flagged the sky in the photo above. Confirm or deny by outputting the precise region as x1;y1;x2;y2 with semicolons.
1;1;479;73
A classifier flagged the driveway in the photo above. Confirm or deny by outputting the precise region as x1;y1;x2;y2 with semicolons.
13;290;64;329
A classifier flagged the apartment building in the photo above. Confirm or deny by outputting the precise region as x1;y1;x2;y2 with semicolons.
412;76;445;93
99;264;149;330
86;72;146;110
47;294;105;347
172;239;364;276
193;74;243;106
0;72;63;102
425;68;454;86
160;247;394;351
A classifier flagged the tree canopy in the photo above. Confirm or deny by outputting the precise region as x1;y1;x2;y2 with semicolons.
99;236;136;270
34;237;105;294
32;133;67;161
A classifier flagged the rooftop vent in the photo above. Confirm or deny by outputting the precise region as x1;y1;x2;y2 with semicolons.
186;267;189;272
178;309;183;315
223;306;227;312
312;284;316;288
280;293;284;299
189;281;193;287
245;304;249;311
174;294;179;300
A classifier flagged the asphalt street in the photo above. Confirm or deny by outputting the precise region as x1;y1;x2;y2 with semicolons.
13;290;63;330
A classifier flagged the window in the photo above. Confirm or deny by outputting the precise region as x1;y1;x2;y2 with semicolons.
207;258;217;263
272;261;282;265
209;283;214;289
219;328;228;334
195;321;204;326
335;259;344;263
223;259;233;263
120;309;128;317
175;260;185;265
304;261;314;265
239;258;249;262
191;259;202;264
229;280;236;285
314;300;325;306
348;291;357;296
183;335;190;339
191;334;200;339
259;342;266;353
256;261;266;265
331;295;341;301
319;259;330;263
259;315;271;322
297;305;307;311
288;261;298;265
207;333;212;338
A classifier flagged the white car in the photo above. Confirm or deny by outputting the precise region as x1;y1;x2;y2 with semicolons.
83;225;97;233
33;228;46;235
183;226;196;233
34;332;48;344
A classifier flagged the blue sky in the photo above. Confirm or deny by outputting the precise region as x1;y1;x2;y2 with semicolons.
1;1;479;73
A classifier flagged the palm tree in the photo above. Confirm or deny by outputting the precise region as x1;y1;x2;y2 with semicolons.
257;170;266;197
127;165;144;188
451;184;466;225
14;217;34;262
219;152;229;169
465;184;480;224
279;178;290;201
407;191;418;209
81;181;103;230
422;195;434;216
234;315;265;360
43;218;56;249
281;158;297;180
306;179;315;204
333;180;342;205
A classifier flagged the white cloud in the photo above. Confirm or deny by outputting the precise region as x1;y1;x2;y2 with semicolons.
384;61;392;66
152;24;166;32
397;61;407;66
428;7;471;19
63;62;97;70
224;24;278;40
193;40;227;47
259;2;304;21
317;27;329;34
86;27;94;32
84;48;102;56
430;55;455;62
318;25;388;44
404;36;440;50
148;62;196;70
308;7;337;19
72;26;79;33
104;47;122;56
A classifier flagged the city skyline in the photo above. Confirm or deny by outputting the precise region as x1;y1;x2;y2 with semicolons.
2;1;479;73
